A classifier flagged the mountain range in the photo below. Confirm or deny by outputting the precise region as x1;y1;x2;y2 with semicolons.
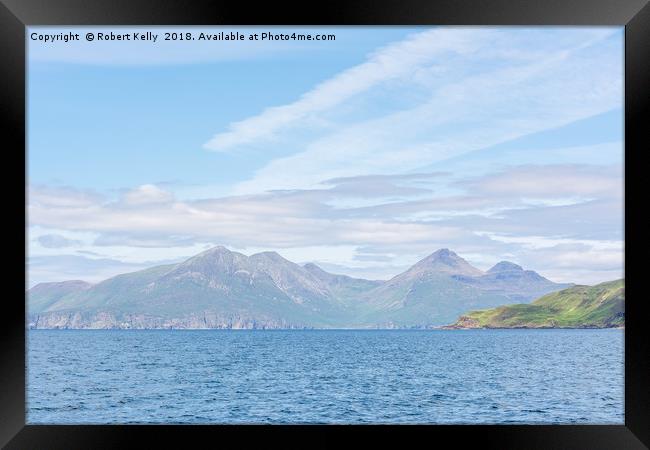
27;246;571;329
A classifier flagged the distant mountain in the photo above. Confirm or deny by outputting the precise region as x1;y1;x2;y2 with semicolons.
406;248;485;277
29;247;357;329
27;246;571;329
28;280;92;314
452;259;571;304
352;249;570;327
446;279;624;329
302;263;382;307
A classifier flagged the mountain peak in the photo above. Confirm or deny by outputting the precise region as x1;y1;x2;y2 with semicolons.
428;248;456;260
194;245;233;258
411;249;484;277
488;261;523;273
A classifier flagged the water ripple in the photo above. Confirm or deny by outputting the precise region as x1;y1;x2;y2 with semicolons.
27;329;624;424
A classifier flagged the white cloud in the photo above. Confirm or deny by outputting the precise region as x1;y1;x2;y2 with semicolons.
28;185;103;208
29;184;460;249
470;165;623;198
122;184;175;206
465;165;622;198
225;29;621;194
28;160;623;285
476;232;622;252
204;28;487;152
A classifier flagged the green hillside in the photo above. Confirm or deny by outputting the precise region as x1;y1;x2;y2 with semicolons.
448;279;624;328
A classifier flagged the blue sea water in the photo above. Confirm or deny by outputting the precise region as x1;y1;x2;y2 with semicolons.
27;329;624;424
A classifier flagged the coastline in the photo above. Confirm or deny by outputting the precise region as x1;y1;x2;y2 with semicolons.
27;325;625;330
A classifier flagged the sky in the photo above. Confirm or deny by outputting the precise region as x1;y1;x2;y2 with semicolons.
27;26;624;287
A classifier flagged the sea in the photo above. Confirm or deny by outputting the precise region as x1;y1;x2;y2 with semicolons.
27;329;624;424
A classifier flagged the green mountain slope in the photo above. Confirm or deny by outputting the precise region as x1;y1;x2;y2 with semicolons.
27;280;92;314
355;273;518;328
447;279;624;328
352;249;570;327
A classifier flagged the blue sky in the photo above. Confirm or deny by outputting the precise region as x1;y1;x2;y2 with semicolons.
27;27;624;287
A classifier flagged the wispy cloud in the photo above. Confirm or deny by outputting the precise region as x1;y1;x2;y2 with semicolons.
219;28;621;194
459;164;622;198
204;28;487;152
122;184;174;206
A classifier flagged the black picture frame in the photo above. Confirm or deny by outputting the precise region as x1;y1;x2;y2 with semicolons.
2;0;648;448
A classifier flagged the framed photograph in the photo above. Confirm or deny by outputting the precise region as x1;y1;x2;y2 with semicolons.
2;0;648;447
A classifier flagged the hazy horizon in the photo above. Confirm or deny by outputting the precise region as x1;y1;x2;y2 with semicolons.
30;244;593;288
